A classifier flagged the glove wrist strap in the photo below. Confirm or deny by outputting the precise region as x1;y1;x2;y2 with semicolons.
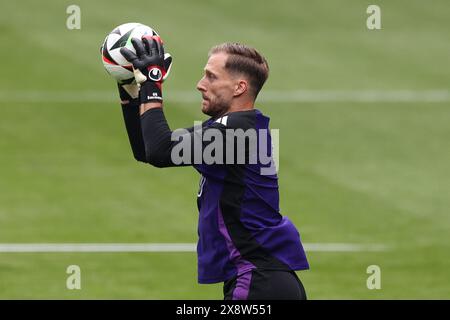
139;81;163;104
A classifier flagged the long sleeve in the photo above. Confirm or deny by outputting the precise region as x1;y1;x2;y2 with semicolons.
139;108;227;168
121;101;147;162
139;107;191;167
138;107;264;169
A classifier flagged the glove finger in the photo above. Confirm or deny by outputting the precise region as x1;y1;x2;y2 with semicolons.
120;47;138;62
133;67;147;84
163;53;172;70
122;83;139;99
131;38;147;57
155;38;164;58
163;53;173;81
142;36;158;56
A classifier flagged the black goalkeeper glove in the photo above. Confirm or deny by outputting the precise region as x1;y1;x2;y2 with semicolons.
120;36;170;104
117;79;139;105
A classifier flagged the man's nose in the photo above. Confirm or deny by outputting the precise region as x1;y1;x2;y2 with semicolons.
196;77;206;92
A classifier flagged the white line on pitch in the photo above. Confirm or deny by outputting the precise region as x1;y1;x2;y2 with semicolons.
0;90;449;103
0;243;388;253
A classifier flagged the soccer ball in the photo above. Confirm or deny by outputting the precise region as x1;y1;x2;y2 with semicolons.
101;22;159;83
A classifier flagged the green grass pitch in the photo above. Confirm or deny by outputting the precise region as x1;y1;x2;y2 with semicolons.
0;0;449;299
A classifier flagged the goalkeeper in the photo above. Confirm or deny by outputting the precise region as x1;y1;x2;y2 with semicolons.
117;36;309;300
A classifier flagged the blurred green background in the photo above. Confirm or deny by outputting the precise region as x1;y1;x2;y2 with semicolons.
0;0;449;299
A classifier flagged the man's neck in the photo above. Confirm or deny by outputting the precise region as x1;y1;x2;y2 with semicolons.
211;99;255;119
227;100;254;114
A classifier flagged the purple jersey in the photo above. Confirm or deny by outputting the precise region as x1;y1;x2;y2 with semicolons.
194;109;309;284
122;104;309;284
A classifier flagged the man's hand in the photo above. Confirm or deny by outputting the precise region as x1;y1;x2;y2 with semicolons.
117;79;139;105
120;36;171;104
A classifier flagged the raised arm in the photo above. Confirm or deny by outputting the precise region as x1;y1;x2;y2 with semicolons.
118;35;173;164
116;82;146;162
118;78;199;167
139;105;208;168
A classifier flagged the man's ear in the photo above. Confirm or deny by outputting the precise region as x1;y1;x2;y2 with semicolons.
234;79;248;97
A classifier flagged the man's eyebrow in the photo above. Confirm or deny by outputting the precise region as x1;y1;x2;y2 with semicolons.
204;68;217;76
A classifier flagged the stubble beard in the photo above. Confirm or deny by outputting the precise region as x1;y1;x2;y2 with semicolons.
202;96;231;119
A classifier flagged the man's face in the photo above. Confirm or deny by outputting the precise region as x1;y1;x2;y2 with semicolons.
196;53;236;118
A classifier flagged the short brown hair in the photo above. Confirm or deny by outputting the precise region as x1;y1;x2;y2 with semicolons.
209;43;269;99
